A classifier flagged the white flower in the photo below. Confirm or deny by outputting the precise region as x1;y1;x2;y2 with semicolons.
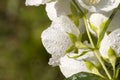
59;51;98;78
25;0;50;6
78;0;120;12
100;28;120;58
89;11;120;35
46;0;71;20
41;16;80;66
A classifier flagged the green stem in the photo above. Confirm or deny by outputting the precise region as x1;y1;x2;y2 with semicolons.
83;17;95;48
72;0;95;48
72;0;84;15
94;50;112;80
115;67;120;79
72;0;112;79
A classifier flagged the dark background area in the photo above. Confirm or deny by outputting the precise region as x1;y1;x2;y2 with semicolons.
0;0;64;80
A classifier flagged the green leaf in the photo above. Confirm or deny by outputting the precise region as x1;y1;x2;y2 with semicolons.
67;32;77;44
64;72;106;80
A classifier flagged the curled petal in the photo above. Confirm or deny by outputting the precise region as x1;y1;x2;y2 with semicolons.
100;28;120;58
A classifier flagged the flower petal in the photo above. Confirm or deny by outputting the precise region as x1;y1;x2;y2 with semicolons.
41;16;79;66
89;11;120;35
25;0;49;6
78;0;120;12
59;55;89;78
41;25;71;55
89;13;108;28
100;28;120;58
89;13;108;35
46;0;71;20
59;51;98;78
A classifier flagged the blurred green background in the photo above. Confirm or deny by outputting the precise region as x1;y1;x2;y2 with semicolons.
0;0;64;80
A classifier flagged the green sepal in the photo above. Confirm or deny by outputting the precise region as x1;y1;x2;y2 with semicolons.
65;45;75;54
68;50;89;59
84;60;102;77
75;41;91;49
67;32;77;44
64;72;106;80
90;20;107;38
89;23;98;35
108;47;117;70
89;20;109;47
74;47;78;53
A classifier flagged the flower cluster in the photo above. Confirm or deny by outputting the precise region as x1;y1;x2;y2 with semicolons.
26;0;120;80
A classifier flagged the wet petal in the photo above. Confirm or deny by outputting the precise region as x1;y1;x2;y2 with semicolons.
46;0;71;20
59;55;89;78
59;51;98;78
41;16;79;66
100;28;120;58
